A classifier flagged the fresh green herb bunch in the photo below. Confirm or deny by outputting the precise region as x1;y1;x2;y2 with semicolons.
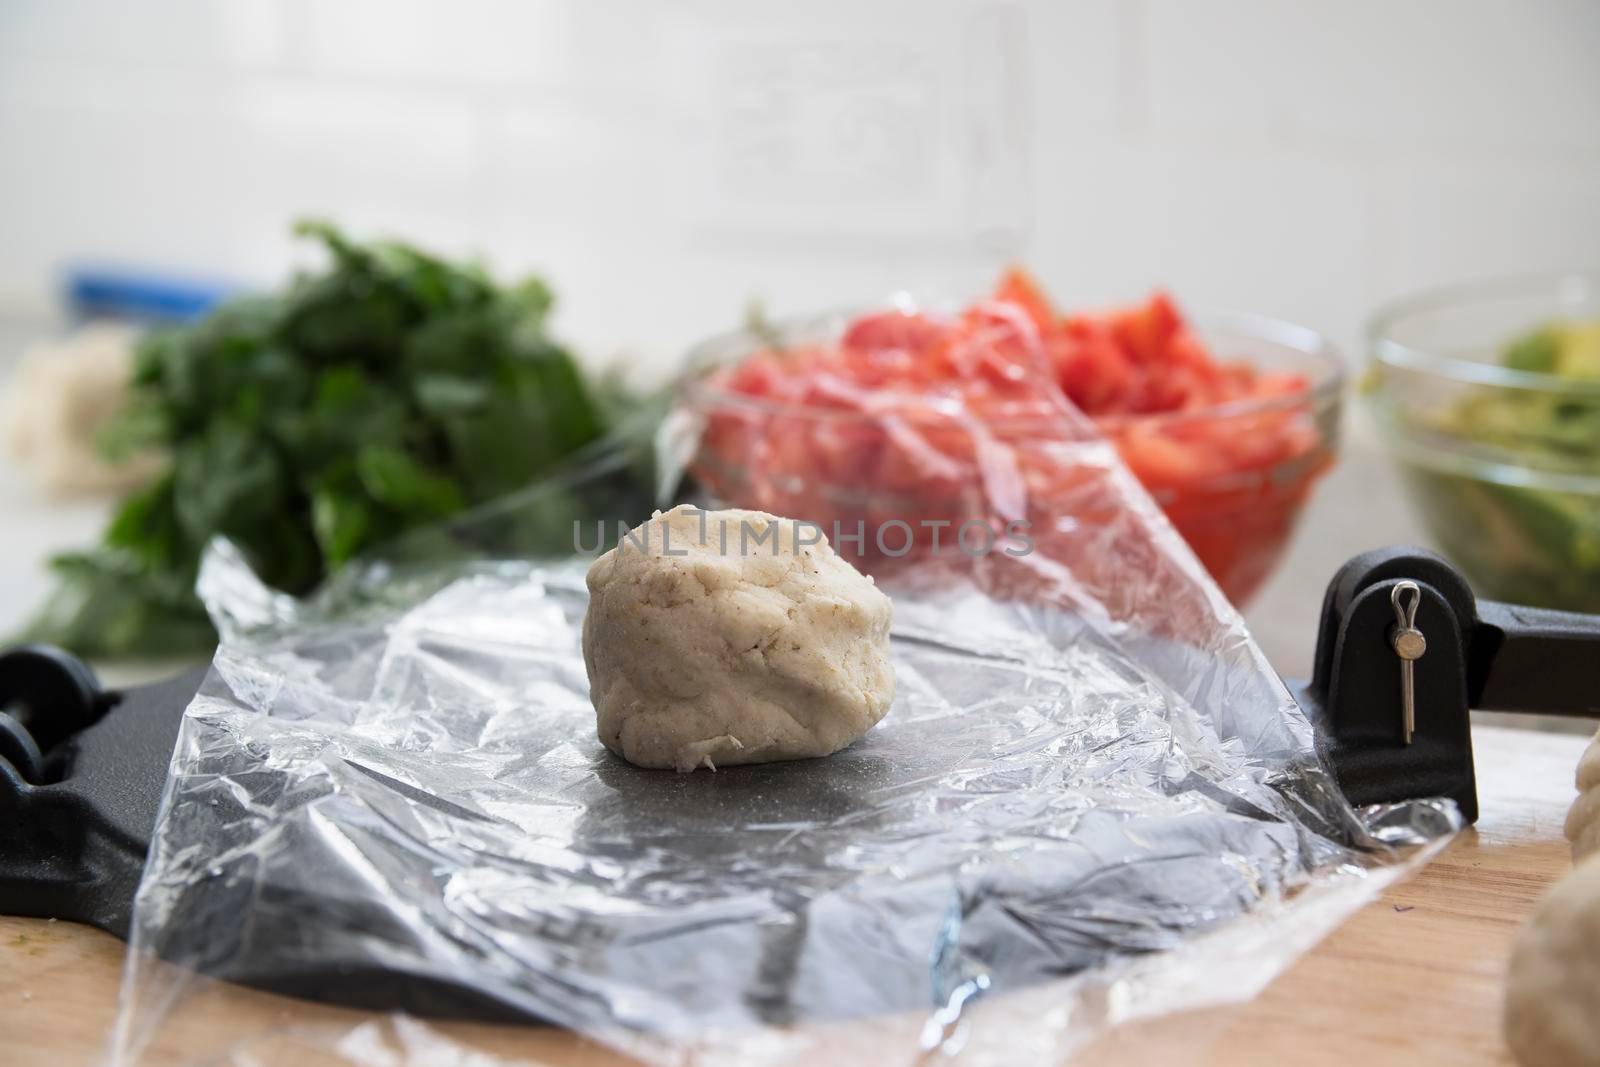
25;221;632;658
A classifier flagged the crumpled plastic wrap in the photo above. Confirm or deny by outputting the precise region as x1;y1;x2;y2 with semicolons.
110;304;1461;1066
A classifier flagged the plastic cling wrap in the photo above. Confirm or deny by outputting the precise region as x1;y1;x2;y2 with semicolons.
111;303;1459;1066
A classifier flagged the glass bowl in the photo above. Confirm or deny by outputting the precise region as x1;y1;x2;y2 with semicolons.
679;308;1343;606
1367;272;1600;611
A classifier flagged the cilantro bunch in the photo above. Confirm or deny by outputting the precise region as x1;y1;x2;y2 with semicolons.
25;221;648;658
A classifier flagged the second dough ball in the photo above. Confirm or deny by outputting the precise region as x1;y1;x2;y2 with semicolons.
1504;856;1600;1067
1565;728;1600;862
582;506;895;772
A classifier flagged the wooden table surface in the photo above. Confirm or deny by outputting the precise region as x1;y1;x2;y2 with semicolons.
0;723;1587;1067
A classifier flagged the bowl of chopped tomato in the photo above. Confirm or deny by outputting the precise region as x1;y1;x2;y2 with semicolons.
680;270;1343;606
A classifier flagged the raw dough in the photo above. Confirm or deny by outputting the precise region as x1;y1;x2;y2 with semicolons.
1504;855;1600;1067
582;505;895;771
1565;728;1600;862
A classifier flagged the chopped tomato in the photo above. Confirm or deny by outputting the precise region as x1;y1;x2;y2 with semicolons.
694;268;1331;605
992;267;1058;335
841;309;951;358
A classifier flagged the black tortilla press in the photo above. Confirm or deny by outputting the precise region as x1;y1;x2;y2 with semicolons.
1;545;1596;1009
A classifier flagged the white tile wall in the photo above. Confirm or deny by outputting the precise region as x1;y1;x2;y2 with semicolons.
1144;0;1600;155
0;0;285;70
1;0;1597;368
2;0;1599;672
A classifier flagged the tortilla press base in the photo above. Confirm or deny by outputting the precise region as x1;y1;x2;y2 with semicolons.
2;546;1596;1017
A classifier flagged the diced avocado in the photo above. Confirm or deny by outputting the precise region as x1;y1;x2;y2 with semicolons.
1504;326;1561;373
1395;318;1600;612
1556;323;1600;380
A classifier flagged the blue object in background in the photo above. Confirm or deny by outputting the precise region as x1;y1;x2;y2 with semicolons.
64;267;234;325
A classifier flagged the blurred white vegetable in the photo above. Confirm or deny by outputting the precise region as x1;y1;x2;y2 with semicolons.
3;323;163;496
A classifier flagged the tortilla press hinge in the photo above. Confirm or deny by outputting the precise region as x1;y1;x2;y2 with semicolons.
0;649;199;937
0;646;111;784
1290;546;1600;825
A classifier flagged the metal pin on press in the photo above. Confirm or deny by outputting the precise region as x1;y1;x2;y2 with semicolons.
1390;581;1426;744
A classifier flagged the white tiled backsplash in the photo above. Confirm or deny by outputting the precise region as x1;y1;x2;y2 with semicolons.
1;0;1597;370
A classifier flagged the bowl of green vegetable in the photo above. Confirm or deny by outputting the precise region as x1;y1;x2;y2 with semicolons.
1367;272;1600;611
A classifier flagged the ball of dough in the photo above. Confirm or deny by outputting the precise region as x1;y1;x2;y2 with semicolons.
582;505;895;771
1505;855;1600;1067
1565;729;1600;862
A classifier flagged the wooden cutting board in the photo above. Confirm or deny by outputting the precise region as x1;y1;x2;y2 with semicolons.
0;723;1587;1067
